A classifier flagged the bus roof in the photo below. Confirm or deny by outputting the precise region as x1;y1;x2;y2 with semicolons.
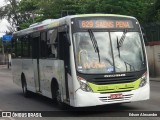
71;14;135;19
12;14;136;37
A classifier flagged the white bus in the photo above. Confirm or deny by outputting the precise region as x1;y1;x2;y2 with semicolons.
11;14;150;108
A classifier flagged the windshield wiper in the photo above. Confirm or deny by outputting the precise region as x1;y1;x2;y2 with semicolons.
117;29;128;57
124;61;135;71
88;29;101;63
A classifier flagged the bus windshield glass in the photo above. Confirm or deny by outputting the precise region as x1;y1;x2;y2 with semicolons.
73;31;145;74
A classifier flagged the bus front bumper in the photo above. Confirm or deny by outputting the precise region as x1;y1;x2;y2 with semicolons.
74;83;150;107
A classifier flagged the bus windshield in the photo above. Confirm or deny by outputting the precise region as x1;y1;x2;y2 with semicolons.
73;31;146;74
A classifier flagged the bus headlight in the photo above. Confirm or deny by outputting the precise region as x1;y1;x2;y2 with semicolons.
77;76;93;92
139;72;147;88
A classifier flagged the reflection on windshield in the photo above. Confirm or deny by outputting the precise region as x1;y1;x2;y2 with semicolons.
88;29;101;62
73;32;145;74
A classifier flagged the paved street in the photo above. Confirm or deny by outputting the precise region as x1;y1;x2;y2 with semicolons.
0;65;159;120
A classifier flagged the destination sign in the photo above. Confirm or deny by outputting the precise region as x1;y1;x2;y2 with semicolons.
79;20;134;29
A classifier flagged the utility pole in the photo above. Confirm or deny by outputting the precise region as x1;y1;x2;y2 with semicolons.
0;37;5;65
1;40;4;54
0;31;7;65
0;31;6;55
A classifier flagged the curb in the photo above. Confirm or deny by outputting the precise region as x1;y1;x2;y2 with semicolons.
0;65;8;69
150;79;160;82
0;65;7;67
150;78;160;82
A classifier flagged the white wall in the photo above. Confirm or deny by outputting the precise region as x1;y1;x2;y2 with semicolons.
146;45;160;77
0;54;5;65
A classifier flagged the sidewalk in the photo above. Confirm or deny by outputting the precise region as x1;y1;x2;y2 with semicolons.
0;64;11;69
0;65;7;68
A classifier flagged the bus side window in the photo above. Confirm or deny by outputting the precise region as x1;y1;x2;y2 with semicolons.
47;29;58;58
21;36;29;58
28;36;32;58
11;38;16;58
31;32;40;59
40;32;47;58
16;38;22;58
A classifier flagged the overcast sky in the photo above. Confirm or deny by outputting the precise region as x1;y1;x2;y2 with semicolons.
0;0;10;37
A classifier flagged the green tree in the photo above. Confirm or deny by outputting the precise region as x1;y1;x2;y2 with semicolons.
1;0;158;30
17;0;43;29
0;0;20;30
0;0;41;30
0;37;2;53
146;0;160;22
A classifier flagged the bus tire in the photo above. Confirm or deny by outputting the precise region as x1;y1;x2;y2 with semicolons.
55;88;66;109
51;80;66;109
21;75;30;98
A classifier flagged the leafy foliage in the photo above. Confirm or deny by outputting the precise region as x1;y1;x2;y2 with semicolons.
146;0;160;22
0;0;159;30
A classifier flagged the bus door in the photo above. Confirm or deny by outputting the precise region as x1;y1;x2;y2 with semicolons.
32;32;41;92
58;26;71;101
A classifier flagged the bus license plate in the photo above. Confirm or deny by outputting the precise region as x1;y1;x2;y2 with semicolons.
110;93;123;99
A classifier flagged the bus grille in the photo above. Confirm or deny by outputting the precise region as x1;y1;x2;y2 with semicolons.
91;75;138;85
99;94;133;102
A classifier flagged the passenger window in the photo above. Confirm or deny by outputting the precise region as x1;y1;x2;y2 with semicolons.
47;29;58;58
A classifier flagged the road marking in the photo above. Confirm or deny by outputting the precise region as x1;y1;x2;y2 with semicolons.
0;109;16;120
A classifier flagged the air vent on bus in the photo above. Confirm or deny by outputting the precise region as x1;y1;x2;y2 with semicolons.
90;75;138;85
99;94;133;102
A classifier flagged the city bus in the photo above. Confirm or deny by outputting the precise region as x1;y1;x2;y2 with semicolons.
11;14;150;108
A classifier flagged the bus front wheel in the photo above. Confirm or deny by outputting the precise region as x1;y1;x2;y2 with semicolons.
55;87;66;109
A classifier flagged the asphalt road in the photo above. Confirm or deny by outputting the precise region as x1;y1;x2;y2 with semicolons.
0;66;159;120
